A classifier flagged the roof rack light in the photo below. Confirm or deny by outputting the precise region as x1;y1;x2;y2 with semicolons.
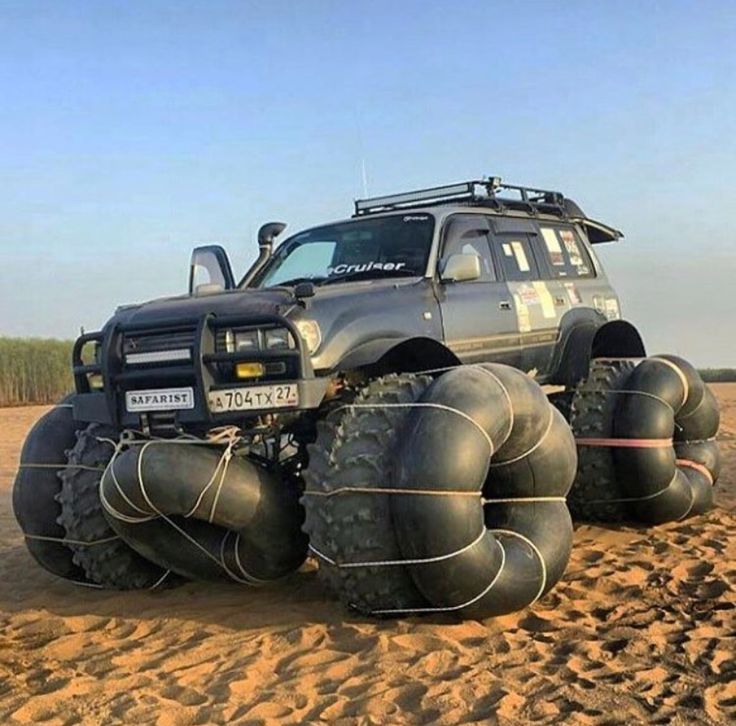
355;181;479;215
353;176;575;219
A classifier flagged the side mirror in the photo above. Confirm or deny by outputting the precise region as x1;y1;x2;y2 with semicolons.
440;253;481;283
189;245;235;295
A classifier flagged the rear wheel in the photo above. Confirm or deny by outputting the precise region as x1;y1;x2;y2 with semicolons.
566;360;637;522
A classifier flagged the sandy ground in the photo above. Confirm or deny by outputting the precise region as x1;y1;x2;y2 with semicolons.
0;387;734;726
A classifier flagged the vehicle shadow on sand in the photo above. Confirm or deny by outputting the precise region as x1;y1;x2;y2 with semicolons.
0;540;345;629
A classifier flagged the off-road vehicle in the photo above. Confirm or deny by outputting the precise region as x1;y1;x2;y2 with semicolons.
73;177;645;433
14;177;719;618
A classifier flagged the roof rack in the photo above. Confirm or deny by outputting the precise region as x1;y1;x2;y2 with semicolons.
353;177;568;217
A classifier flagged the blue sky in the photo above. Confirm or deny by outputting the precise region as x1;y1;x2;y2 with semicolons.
0;0;734;365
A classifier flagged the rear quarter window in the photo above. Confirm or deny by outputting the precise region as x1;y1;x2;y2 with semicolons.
537;226;594;278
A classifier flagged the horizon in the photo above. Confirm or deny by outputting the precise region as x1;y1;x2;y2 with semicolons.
1;1;734;366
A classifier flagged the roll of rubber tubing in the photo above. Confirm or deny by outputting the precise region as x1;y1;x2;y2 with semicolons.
100;443;308;583
392;363;577;618
612;355;719;524
12;398;90;582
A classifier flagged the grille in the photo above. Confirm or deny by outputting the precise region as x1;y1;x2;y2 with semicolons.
123;329;195;355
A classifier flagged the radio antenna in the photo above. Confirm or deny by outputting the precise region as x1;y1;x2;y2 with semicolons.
361;157;369;198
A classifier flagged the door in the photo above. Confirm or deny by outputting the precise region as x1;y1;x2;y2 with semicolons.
527;222;603;376
487;219;564;379
437;214;520;367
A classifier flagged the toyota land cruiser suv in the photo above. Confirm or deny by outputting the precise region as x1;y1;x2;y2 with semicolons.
71;177;645;441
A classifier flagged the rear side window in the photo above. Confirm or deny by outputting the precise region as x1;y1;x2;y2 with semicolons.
491;233;539;281
538;226;594;278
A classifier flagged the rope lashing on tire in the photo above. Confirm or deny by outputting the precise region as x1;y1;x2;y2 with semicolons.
304;487;566;504
308;527;553;617
12;399;98;583
17;463;106;472
100;428;241;523
12;403;174;589
329;401;496;453
18;527;175;591
370;542;508;616
100;430;262;584
566;355;720;524
13;403;306;590
309;527;489;569
58;566;172;591
304;364;577;618
99;427;308;585
676;458;714;485
575;437;673;448
22;533;121;547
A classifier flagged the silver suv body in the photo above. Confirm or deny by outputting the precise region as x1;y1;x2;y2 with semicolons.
71;179;645;432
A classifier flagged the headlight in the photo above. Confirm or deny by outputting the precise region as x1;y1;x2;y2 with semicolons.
264;328;294;350
294;319;322;354
227;329;259;352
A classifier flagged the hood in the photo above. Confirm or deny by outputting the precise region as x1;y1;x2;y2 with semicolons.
111;287;297;328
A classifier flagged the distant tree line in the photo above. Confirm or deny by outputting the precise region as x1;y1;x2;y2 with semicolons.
0;335;734;407
0;338;74;406
698;368;736;383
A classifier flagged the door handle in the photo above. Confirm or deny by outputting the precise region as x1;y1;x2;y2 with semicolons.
499;301;512;311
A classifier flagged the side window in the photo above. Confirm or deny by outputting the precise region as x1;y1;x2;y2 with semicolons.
441;215;497;282
492;233;538;281
538;226;594;278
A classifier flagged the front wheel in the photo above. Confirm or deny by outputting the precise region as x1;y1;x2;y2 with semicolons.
301;374;433;614
57;424;174;589
303;365;578;619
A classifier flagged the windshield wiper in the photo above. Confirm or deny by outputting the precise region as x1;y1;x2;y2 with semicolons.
318;269;418;286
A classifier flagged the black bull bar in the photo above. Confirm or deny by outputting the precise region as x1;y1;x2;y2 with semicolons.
71;313;328;428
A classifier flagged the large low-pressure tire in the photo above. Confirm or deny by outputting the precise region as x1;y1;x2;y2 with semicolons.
566;356;720;524
566;360;637;522
100;442;308;584
302;374;433;615
12;399;90;582
57;424;172;589
303;366;577;619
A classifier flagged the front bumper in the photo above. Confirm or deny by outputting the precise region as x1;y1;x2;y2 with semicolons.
72;313;330;429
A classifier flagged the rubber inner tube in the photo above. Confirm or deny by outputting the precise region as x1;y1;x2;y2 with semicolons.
611;355;719;523
390;363;576;618
12;400;90;583
100;442;308;583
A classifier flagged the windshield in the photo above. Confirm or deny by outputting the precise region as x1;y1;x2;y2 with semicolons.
252;213;435;288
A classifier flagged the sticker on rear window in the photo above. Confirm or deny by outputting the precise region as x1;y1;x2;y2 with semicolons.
560;230;584;267
510;241;530;272
541;228;565;266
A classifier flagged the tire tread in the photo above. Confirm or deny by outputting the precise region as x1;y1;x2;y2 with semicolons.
301;374;432;615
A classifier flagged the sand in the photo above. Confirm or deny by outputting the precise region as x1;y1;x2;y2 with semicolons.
0;386;734;725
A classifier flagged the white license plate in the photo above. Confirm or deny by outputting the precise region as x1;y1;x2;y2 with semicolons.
208;384;299;413
126;387;195;413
